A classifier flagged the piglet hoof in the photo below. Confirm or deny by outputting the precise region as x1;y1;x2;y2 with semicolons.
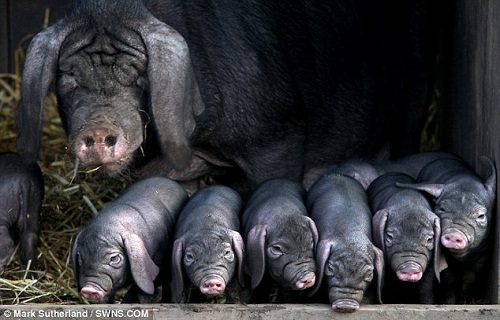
396;262;423;282
331;299;360;313
295;271;316;290
81;284;105;301
200;276;226;296
441;229;468;250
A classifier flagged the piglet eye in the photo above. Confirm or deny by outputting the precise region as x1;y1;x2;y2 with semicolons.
476;213;487;225
224;249;234;262
109;254;122;267
268;245;284;257
184;253;195;266
365;269;374;282
426;235;434;248
385;232;394;246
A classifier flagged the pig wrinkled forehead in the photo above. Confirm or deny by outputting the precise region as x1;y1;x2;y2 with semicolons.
76;225;123;257
270;216;313;243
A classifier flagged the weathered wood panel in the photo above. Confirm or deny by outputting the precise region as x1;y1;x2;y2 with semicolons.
443;0;500;304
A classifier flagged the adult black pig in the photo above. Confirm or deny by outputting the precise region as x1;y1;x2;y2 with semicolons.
307;173;384;313
171;185;245;303
71;176;188;303
368;172;448;304
16;0;440;189
242;178;318;293
0;152;43;274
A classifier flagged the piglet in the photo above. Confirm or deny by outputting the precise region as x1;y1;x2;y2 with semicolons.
307;173;384;312
0;152;43;273
242;178;318;292
71;176;188;303
171;185;245;303
368;172;447;304
397;154;496;303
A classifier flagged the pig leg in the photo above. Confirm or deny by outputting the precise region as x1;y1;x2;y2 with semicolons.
0;226;15;273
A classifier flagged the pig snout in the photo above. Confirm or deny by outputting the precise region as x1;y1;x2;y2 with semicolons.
441;228;468;250
331;299;360;313
396;262;423;282
80;283;105;301
199;275;226;296
75;125;128;166
295;271;316;290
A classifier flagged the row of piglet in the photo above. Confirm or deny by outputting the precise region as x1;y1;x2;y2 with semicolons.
69;151;496;311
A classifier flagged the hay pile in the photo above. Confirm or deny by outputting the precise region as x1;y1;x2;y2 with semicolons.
0;64;131;305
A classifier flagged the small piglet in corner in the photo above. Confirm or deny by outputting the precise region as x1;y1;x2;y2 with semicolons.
242;178;318;296
71;177;188;303
171;185;245;303
397;153;496;303
367;172;448;304
0;152;44;274
307;173;384;313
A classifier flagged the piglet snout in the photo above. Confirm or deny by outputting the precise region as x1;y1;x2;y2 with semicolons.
80;284;105;301
331;299;360;313
396;262;423;282
441;229;468;250
295;271;316;290
200;275;226;296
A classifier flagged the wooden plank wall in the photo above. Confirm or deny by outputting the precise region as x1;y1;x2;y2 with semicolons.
443;0;500;304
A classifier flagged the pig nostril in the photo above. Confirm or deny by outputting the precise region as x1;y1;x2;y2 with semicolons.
85;137;95;148
105;135;117;147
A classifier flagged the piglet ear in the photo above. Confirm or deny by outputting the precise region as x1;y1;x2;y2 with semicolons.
171;238;186;303
305;216;319;249
372;209;388;253
70;231;82;290
372;244;385;304
229;230;246;288
479;156;497;197
246;224;267;289
309;239;333;297
433;217;448;282
396;182;445;199
123;233;159;295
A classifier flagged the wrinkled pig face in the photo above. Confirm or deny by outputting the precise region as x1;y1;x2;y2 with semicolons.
325;245;374;312
266;224;316;290
73;234;129;303
434;192;490;257
183;233;237;297
57;31;148;174
384;209;435;282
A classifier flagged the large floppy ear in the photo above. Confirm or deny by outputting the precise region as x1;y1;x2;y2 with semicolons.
229;230;246;288
171;238;186;303
16;18;75;164
480;156;497;198
309;239;333;297
123;233;159;295
372;209;388;253
246;224;267;289
305;216;319;249
138;15;205;170
395;182;445;199
372;244;385;304
433;217;448;282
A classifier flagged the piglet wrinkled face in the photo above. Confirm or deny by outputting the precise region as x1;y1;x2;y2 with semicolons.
73;235;130;303
183;235;237;297
266;225;316;290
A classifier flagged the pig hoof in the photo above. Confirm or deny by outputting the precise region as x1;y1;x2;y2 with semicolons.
396;262;423;282
295;272;316;290
200;276;226;296
332;299;360;313
81;284;105;301
441;230;468;250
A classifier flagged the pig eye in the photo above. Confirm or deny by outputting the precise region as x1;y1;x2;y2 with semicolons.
425;235;434;249
476;213;487;226
224;249;234;262
184;253;195;266
108;254;123;267
268;245;284;257
364;269;374;282
385;232;394;246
